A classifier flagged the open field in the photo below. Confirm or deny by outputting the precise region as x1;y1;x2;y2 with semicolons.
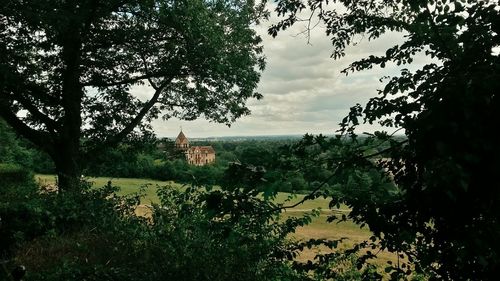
37;174;182;204
36;174;396;268
284;212;397;266
36;174;333;208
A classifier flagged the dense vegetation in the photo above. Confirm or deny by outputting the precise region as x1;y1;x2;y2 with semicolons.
1;116;400;280
1;118;406;280
0;0;266;190
270;0;500;279
0;119;55;174
2;160;385;281
2;0;499;280
2;119;396;194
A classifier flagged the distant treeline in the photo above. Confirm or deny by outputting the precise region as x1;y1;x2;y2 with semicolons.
82;138;299;188
1;118;397;192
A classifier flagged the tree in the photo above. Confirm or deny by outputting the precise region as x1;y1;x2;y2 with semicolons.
0;118;27;164
0;0;265;190
269;0;500;279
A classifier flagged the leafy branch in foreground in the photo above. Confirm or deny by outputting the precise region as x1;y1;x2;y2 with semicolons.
268;0;500;279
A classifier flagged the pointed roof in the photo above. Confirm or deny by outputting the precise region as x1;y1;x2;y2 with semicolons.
188;146;215;154
175;131;188;144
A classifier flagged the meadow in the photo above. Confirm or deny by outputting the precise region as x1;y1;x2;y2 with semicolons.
36;174;335;208
36;174;396;266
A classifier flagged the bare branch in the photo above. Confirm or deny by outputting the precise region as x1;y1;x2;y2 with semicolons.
290;6;321;45
278;165;342;211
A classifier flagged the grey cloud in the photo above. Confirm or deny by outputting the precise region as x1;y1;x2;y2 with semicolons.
147;16;426;137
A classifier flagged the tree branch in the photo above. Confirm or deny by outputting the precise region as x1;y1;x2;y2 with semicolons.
139;53;159;90
82;72;173;88
85;77;173;156
273;139;408;212
11;93;59;134
278;165;342;212
0;105;54;155
82;74;150;87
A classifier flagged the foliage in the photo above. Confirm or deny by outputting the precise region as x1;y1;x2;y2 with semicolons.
81;137;311;191
0;119;30;166
143;185;300;281
0;163;37;190
0;119;55;173
2;159;392;280
0;0;266;190
269;0;500;279
301;253;380;281
0;164;41;259
1;164;301;280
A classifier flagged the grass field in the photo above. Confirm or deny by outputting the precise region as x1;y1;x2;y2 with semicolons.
37;174;183;204
36;174;333;208
35;174;396;268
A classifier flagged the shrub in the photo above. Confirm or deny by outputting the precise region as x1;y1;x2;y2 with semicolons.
5;162;381;281
10;177;305;281
0;163;37;191
0;164;43;257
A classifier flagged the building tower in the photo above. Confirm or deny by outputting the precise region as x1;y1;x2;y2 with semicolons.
175;129;189;150
174;129;216;165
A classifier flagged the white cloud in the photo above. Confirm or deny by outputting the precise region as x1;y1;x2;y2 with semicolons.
146;12;430;138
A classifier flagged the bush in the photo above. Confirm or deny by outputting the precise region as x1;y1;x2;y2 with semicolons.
9;182;147;281
138;186;303;281
0;164;43;257
4;162;383;281
0;163;37;190
7;176;305;281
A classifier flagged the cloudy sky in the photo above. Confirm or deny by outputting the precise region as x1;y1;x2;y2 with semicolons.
148;12;422;138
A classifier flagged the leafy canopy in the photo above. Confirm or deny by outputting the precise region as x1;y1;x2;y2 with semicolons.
0;0;265;188
268;0;500;279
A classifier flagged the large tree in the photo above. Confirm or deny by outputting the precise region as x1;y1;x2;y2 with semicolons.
0;0;265;190
269;0;500;279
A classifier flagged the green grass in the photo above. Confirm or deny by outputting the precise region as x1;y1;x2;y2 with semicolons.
271;192;350;211
36;174;183;204
36;174;339;209
35;175;395;265
35;174;400;277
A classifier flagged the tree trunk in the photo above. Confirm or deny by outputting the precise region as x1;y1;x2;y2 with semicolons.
56;11;84;192
53;142;81;192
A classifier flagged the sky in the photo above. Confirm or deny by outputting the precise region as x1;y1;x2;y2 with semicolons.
145;11;425;138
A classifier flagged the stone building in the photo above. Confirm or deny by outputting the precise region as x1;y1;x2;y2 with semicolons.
186;146;216;166
174;130;215;166
175;130;189;150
